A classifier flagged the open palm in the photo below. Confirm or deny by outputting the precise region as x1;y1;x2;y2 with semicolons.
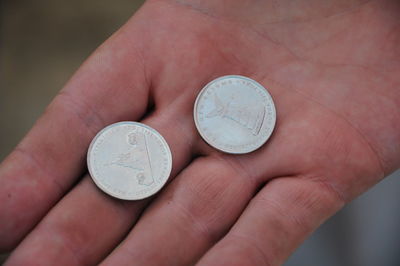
2;0;400;265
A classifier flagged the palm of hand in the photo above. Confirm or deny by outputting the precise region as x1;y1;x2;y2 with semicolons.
1;1;399;265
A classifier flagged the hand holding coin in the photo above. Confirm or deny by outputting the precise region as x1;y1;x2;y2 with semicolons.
87;76;276;200
1;1;399;265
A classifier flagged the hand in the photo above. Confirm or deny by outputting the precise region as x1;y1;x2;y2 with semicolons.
1;0;400;265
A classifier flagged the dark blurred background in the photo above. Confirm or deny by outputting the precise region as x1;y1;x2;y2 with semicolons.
1;1;400;265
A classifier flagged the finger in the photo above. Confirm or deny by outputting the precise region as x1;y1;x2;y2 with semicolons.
100;154;259;266
196;177;345;266
5;98;198;266
0;18;150;250
4;177;146;266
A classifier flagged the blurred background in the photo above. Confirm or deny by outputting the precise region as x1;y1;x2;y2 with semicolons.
1;0;400;265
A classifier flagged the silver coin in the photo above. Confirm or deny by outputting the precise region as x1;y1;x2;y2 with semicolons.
87;121;172;200
194;75;276;154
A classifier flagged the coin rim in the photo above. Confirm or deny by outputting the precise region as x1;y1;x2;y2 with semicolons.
193;75;277;154
87;121;173;200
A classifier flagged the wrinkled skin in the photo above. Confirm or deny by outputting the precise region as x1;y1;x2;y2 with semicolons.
1;0;400;265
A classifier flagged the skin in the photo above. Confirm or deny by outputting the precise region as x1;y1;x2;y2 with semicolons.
1;0;400;265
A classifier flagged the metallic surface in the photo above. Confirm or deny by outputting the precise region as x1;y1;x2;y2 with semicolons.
87;122;172;200
194;75;276;154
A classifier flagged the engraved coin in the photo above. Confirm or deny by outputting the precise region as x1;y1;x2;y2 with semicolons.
194;75;276;154
87;121;172;200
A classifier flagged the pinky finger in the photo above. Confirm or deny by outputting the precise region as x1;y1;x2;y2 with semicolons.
197;177;345;266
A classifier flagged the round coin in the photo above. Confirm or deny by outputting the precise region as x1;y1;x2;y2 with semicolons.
194;75;276;154
87;121;172;200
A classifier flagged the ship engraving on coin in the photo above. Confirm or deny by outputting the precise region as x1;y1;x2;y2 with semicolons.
194;75;276;154
87;122;172;200
206;93;266;136
106;131;154;186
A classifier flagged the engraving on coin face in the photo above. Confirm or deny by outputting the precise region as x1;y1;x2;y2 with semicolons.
194;75;276;154
87;122;172;200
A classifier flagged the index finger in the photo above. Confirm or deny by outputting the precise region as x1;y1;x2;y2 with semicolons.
0;18;150;251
